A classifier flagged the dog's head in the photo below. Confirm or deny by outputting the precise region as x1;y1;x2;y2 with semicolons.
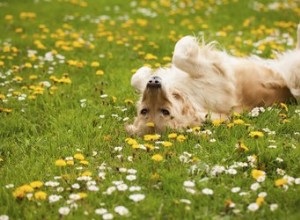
126;67;200;136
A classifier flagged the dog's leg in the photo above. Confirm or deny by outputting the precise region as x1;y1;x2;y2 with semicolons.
131;66;153;93
172;36;206;78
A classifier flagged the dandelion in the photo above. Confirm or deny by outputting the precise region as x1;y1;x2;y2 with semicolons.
129;194;145;202
30;181;44;189
55;159;67;167
251;169;266;182
96;70;104;75
162;141;173;147
151;154;163;162
256;196;264;206
212;119;225;126
114;206;129;216
236;142;249;152
144;53;157;60
58;207;70;216
280;103;288;111
168;133;177;139
91;61;100;67
144;134;160;141
249;131;264;138
275;178;288;187
177;135;187;142
74;153;85;160
34;191;47;200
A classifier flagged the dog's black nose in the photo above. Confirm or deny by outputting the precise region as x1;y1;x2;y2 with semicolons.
147;76;161;88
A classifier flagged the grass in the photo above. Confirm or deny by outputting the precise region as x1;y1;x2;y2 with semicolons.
0;0;300;219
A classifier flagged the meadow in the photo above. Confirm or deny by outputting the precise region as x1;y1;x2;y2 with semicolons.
0;0;300;219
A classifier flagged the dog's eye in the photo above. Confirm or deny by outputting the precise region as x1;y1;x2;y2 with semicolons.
161;109;170;116
140;108;148;115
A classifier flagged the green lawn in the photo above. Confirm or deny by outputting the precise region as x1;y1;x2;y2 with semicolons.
0;0;300;219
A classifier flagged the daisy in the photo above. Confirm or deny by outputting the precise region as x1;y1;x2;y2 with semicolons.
129;194;145;202
247;203;259;212
202;188;214;195
58;207;70;216
114;206;129;216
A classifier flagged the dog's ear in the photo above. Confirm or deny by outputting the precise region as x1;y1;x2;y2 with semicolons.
131;66;153;93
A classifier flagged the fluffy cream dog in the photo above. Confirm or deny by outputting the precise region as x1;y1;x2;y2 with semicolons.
126;25;300;135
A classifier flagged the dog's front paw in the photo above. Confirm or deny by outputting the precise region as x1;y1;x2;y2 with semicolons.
173;36;199;58
131;66;153;93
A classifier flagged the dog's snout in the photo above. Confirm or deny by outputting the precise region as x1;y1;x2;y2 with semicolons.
147;76;161;88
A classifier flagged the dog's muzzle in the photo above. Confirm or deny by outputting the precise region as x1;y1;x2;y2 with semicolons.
147;76;161;89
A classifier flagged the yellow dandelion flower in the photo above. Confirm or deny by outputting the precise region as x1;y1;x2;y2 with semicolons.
177;135;187;142
144;134;161;141
162;56;172;62
5;15;14;21
125;138;138;145
81;171;92;177
96;70;104;75
74;153;85;160
227;123;234;128
78;192;87;199
30;181;44;189
256;196;264;206
66;160;74;166
212;119;225;126
0;61;4;67
34;191;47;200
151;154;163;162
150;173;160;181
13;184;34;199
124;99;134;104
144;143;155;150
251;169;265;180
29;75;38;80
144;53;157;60
237;142;249;152
275;178;288;187
233;119;245;125
0;94;6;100
146;122;155;127
168;133;177;139
91;61;100;67
80;160;89;166
24;62;32;68
249;131;264;138
55;159;66;167
162;141;173;147
280;103;288;111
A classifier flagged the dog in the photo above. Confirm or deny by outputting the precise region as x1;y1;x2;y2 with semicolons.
126;24;300;136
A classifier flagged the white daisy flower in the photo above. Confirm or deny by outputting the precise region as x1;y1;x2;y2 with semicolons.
58;207;70;216
114;206;129;216
129;194;145;202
